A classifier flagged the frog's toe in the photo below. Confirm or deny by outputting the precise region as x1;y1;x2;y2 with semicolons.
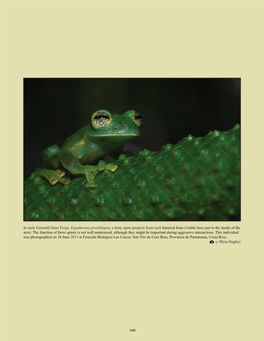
107;164;118;172
49;179;58;185
58;171;65;177
89;181;98;188
61;178;71;185
84;174;98;187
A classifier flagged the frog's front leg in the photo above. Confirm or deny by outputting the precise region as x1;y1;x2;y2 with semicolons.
58;149;117;187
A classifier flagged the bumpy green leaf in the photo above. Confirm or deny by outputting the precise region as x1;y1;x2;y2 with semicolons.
24;124;240;221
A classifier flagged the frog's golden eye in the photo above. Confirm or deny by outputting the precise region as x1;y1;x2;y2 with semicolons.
133;111;143;127
123;110;143;127
92;110;112;129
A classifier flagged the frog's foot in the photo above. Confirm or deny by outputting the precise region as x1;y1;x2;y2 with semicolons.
35;167;71;185
83;164;118;187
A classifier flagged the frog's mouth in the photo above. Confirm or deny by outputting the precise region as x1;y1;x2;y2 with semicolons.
100;133;140;137
92;132;140;139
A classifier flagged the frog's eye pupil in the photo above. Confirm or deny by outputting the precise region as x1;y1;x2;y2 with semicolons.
93;110;111;128
95;111;108;119
133;112;143;126
97;114;108;119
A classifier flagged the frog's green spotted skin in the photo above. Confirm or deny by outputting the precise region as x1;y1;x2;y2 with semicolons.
35;109;143;187
25;124;240;221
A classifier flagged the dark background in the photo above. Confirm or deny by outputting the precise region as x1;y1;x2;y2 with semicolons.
24;78;240;180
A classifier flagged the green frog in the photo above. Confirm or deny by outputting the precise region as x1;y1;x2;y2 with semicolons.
35;109;143;187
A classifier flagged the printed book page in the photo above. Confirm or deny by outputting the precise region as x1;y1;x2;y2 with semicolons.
1;1;263;341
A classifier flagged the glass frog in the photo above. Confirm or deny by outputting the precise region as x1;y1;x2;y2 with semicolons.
35;109;143;187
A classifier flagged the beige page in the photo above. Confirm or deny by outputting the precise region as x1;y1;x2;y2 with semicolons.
1;1;263;341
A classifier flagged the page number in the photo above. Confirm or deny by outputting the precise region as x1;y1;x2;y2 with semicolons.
130;329;136;332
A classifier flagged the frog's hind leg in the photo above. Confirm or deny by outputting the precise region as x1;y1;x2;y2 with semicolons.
41;145;62;169
35;145;71;185
35;167;71;185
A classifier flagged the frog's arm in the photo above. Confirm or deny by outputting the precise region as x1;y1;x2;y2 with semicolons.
57;148;117;187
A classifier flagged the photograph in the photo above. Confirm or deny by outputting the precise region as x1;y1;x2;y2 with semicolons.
24;78;241;221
